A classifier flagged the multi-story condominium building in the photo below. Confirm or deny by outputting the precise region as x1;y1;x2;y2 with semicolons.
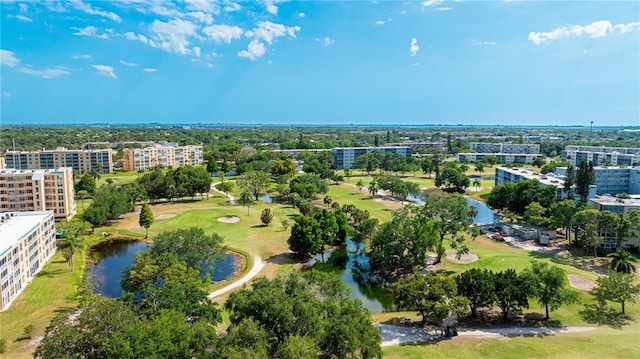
272;148;330;160
495;166;597;200
457;153;538;165
0;157;5;169
0;168;76;221
332;147;412;169
0;210;57;310
5;147;112;174
469;143;540;154
561;145;640;167
122;143;204;171
588;195;640;251
555;166;640;195
385;142;445;153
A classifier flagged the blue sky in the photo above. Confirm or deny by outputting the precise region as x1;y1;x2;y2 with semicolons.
1;0;639;126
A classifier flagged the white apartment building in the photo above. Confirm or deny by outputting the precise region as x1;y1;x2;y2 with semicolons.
555;166;640;195
332;146;412;169
588;195;640;251
562;146;640;167
0;168;76;221
122;143;204;171
495;166;597;200
469;143;540;154
0;211;57;311
458;153;538;164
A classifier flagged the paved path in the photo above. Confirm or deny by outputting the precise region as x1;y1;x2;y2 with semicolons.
376;323;596;347
208;255;264;299
211;182;236;205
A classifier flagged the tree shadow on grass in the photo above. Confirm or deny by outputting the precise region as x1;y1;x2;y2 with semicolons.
266;252;297;265
579;303;633;329
36;268;65;278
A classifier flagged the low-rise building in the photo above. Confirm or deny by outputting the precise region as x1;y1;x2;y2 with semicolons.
5;147;112;174
385;142;445;153
122;143;203;171
588;195;640;251
458;153;538;165
469;143;540;154
495;166;597;200
0;168;76;221
332;146;412;169
0;211;57;311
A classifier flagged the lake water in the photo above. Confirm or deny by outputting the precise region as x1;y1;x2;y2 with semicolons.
88;240;240;298
406;194;498;225
258;194;274;203
312;239;396;313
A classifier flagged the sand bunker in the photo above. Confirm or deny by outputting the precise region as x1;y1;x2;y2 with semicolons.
567;274;597;291
218;216;240;223
447;252;479;264
155;214;176;220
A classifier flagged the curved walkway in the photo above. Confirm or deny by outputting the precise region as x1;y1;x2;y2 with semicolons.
208;255;264;299
376;323;596;347
211;181;236;205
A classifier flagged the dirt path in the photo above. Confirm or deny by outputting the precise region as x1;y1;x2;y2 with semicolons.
376;323;596;347
212;182;236;205
208;255;264;299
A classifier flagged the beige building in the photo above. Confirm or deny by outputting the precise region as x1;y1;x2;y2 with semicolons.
122;143;203;171
5;147;113;174
0;210;57;311
0;168;76;221
0;157;5;169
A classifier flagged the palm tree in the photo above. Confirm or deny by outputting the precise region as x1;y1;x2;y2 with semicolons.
57;236;83;272
608;248;637;273
239;190;254;215
473;179;481;192
356;180;364;192
368;180;379;198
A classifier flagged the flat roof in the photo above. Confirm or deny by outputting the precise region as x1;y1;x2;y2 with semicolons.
589;195;640;206
0;211;54;257
0;167;73;175
497;167;565;187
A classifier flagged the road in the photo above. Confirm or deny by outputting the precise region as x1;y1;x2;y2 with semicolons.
208;254;264;299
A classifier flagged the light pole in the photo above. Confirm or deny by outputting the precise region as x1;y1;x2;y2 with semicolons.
589;121;593;144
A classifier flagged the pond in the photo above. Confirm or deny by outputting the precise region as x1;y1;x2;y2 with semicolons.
311;239;396;313
258;194;275;204
87;240;241;298
406;194;499;225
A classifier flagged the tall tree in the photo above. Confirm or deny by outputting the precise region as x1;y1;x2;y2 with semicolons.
420;190;476;264
591;270;640;315
551;199;577;241
139;202;154;238
392;273;469;324
456;268;495;318
524;262;579;320
563;165;575;199
55;221;87;272
238;190;255;215
74;173;96;195
149;227;227;273
288;215;322;259
524;202;549;241
575;160;595;203
494;269;532;320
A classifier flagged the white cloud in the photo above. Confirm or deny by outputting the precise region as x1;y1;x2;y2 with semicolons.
124;31;149;44
410;38;419;56
203;24;243;43
149;19;199;55
238;39;266;60
437;7;452;11
72;26;109;39
18;3;28;12
375;18;392;25
1;49;20;67
528;20;640;45
315;37;334;47
69;0;122;23
1;92;10;98
193;46;201;57
224;2;242;12
8;14;33;22
187;11;213;24
246;21;300;44
142;68;157;73
45;1;66;12
421;0;444;6
71;54;92;60
298;12;305;18
19;66;69;79
264;0;288;15
473;40;496;46
93;64;117;79
184;0;219;14
120;60;137;67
